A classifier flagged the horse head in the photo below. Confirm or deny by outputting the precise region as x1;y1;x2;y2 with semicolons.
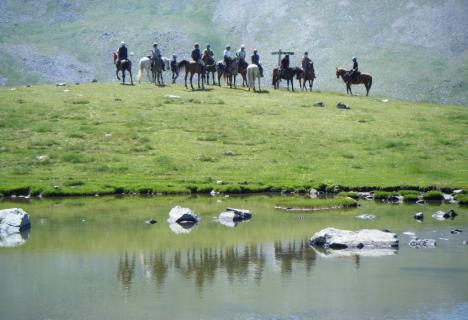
336;67;346;79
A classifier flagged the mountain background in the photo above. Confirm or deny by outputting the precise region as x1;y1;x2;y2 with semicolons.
1;0;467;105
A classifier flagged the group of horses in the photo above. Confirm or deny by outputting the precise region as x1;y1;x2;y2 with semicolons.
113;52;373;96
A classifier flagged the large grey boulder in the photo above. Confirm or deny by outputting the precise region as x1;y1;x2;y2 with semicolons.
167;206;200;224
0;208;31;247
309;227;399;250
218;208;252;222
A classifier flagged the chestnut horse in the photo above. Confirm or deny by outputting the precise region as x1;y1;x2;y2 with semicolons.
177;60;205;90
336;67;372;96
113;52;133;85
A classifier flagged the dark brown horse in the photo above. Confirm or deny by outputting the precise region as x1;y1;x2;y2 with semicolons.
217;58;239;88
272;67;299;91
178;60;205;90
237;59;248;87
296;63;316;91
336;67;372;96
202;55;217;85
113;52;133;85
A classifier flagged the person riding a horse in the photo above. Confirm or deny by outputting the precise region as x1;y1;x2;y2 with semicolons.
348;57;359;81
203;44;214;60
151;43;165;71
191;43;205;68
224;45;232;71
251;49;263;77
171;54;177;72
280;54;290;77
116;41;128;69
302;52;312;73
237;44;248;69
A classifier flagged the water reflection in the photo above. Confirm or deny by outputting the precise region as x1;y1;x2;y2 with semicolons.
0;229;30;248
118;240;316;292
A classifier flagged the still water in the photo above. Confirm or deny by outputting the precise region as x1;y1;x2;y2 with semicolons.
1;195;467;320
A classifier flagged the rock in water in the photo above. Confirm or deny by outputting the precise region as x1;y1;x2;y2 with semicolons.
0;208;31;247
145;219;157;225
450;229;463;235
355;214;376;220
309;227;399;250
409;239;437;248
167;206;200;224
218;208;252;223
414;212;424;220
432;209;458;220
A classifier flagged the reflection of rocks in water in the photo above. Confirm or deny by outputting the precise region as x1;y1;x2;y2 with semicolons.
312;246;398;258
168;222;198;234
274;240;316;274
0;229;30;247
139;252;168;288
117;252;135;291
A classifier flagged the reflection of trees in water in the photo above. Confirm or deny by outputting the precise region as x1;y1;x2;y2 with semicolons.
117;240;315;291
274;239;316;275
139;252;169;288
117;252;136;291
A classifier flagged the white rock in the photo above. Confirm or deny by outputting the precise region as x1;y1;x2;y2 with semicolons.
453;189;463;194
355;214;375;220
218;208;252;223
409;239;437;248
0;208;31;247
310;227;398;249
167;206;200;224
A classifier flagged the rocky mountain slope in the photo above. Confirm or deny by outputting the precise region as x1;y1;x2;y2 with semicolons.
1;0;467;104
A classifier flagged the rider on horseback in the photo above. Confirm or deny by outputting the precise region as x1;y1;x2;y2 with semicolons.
280;54;290;78
237;44;247;69
348;57;359;82
203;44;214;59
224;45;232;71
151;43;165;71
191;43;204;68
117;41;128;68
251;49;263;77
302;52;311;73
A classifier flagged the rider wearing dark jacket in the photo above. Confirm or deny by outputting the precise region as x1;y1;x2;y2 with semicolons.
118;42;128;61
349;57;359;80
281;55;290;69
301;52;311;72
191;44;201;62
251;49;263;77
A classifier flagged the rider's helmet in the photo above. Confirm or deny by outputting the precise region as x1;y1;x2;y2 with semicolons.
253;49;257;53
352;57;357;61
121;41;125;46
226;45;230;49
207;44;211;48
172;54;177;59
194;43;199;48
285;54;289;58
153;43;158;47
240;44;245;49
304;51;308;55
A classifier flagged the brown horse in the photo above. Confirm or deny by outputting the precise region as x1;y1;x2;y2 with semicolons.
113;52;133;85
237;59;248;87
336;67;372;96
202;55;217;85
178;60;205;90
217;58;239;88
296;63;316;91
272;67;299;91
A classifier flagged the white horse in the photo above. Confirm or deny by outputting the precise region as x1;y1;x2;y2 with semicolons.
247;64;261;92
137;56;171;83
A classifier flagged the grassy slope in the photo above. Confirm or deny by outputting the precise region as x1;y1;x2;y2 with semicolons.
0;83;467;195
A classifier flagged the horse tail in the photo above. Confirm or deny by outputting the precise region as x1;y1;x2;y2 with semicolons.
368;76;372;91
177;60;188;71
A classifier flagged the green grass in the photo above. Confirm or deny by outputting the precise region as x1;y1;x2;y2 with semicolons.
275;197;358;210
423;191;444;201
455;194;468;205
0;83;467;196
338;191;359;199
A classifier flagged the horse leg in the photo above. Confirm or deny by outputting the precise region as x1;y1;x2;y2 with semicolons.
122;70;125;85
190;73;195;90
116;69;121;81
185;71;189;89
129;70;134;86
365;83;369;96
197;73;200;89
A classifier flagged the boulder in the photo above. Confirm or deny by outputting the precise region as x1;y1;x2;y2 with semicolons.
309;227;399;250
453;189;464;195
388;195;403;203
218;208;252;223
409;239;437;248
313;101;324;107
450;229;463;235
463;240;468;246
336;102;350;109
414;212;424;220
432;209;458;221
145;219;157;225
0;208;31;247
167;206;200;224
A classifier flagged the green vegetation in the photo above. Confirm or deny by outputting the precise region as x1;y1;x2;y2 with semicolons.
338;191;359;199
373;191;398;200
455;194;468;205
275;197;358;210
0;83;467;196
423;191;444;201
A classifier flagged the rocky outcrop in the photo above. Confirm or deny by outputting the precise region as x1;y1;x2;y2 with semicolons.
309;227;399;250
167;206;200;224
0;208;31;247
218;208;252;228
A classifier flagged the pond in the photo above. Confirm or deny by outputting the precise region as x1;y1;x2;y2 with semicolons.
1;195;467;320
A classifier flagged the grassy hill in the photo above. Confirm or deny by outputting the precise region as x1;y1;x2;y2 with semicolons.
0;0;467;105
0;83;467;196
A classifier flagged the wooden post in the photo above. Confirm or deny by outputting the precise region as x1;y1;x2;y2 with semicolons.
271;49;295;67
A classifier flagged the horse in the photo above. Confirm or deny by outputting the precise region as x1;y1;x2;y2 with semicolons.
217;58;239;88
246;64;261;92
272;67;298;91
237;59;248;87
177;60;205;90
336;67;373;96
137;56;170;84
202;55;217;85
296;63;316;91
113;52;133;85
151;57;165;86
